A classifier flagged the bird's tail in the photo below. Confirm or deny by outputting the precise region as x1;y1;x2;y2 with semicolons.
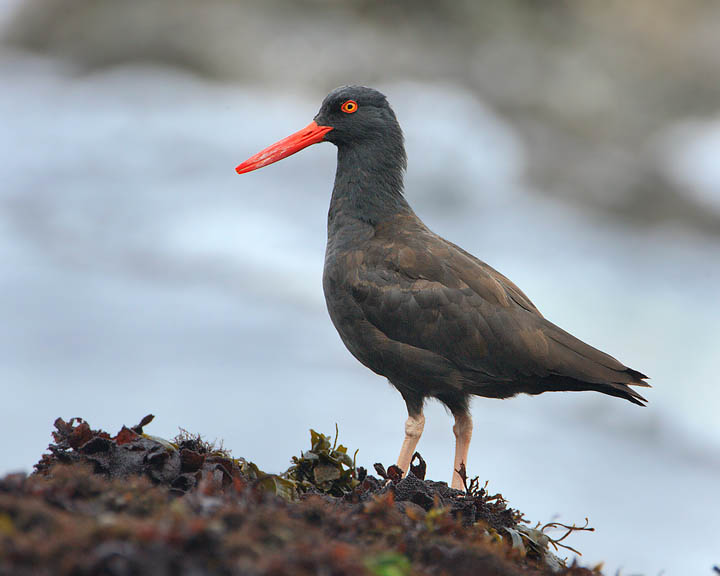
601;367;650;406
524;317;651;405
519;368;650;406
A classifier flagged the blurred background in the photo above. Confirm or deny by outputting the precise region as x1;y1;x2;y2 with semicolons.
1;0;719;572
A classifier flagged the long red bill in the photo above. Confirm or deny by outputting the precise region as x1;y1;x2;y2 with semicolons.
236;121;333;174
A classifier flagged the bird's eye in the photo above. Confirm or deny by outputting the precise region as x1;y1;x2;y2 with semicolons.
341;100;358;114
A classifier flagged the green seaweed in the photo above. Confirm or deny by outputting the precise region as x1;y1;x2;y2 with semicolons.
365;552;412;576
285;425;360;496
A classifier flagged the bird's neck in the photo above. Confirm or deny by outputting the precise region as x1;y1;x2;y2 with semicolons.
328;139;412;231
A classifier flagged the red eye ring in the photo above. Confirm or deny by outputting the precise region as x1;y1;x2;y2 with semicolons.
341;100;358;114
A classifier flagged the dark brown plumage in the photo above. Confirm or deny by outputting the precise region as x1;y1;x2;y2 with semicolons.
237;85;649;489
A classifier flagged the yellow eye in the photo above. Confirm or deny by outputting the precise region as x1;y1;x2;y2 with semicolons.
341;100;358;114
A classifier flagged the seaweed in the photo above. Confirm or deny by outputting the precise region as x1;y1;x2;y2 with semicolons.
0;416;605;576
285;426;359;496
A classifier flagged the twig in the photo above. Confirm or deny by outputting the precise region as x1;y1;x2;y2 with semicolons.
540;517;594;555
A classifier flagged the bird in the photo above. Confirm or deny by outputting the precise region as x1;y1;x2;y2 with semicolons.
236;86;649;490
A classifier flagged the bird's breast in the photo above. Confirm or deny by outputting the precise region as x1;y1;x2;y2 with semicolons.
322;246;363;320
322;234;384;362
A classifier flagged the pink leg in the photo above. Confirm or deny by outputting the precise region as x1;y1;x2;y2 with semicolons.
451;412;473;490
397;412;425;476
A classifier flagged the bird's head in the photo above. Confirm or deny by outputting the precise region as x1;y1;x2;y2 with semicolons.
236;85;402;174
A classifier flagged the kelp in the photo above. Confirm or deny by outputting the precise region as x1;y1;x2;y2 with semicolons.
0;415;604;576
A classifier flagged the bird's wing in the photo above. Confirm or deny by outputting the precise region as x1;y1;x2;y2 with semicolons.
440;238;542;316
350;264;518;379
351;233;648;398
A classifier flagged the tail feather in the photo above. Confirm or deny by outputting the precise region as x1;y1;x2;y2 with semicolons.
532;318;651;404
520;370;649;406
625;367;651;385
605;377;649;406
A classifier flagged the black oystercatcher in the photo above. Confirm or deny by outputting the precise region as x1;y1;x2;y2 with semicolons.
236;86;649;490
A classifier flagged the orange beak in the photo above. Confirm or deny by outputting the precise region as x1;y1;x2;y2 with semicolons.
236;121;333;174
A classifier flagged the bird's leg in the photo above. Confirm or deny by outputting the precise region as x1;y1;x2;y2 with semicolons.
397;412;425;476
451;411;473;490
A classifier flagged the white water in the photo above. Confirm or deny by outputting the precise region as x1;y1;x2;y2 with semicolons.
1;51;719;574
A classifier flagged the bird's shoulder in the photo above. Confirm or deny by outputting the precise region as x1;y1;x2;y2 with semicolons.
439;238;541;316
360;216;540;315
